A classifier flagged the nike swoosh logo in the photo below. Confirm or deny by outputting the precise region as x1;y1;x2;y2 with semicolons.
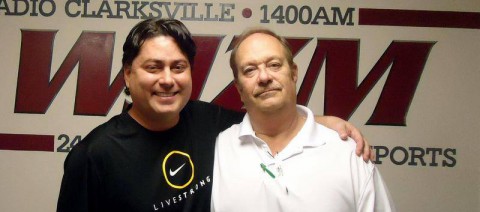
169;163;186;176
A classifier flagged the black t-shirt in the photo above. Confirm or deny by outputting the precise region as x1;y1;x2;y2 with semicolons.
57;101;244;212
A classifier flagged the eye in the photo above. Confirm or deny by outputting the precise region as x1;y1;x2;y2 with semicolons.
171;60;190;73
144;65;160;72
242;66;256;76
267;61;282;70
171;63;188;73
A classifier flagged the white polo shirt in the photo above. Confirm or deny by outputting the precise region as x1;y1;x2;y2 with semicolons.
211;105;395;212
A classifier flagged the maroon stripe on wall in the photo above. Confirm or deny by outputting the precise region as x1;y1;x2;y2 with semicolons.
0;134;54;152
359;8;480;29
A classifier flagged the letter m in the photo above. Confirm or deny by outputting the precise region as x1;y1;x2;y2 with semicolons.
297;40;435;126
15;30;124;116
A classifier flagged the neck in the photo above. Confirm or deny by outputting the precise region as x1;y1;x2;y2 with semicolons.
128;108;179;131
249;105;305;155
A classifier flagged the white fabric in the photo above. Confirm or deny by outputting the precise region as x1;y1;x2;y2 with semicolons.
211;105;395;212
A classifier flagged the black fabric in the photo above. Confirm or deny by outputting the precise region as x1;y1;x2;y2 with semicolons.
57;101;244;212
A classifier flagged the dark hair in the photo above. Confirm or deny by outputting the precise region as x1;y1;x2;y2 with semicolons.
122;18;197;68
229;28;294;79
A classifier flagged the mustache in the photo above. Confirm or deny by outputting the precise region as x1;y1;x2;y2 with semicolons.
253;85;282;97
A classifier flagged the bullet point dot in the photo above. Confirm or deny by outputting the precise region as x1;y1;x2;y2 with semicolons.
242;8;252;18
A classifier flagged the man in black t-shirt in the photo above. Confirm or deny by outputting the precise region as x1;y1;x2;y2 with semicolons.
57;18;370;212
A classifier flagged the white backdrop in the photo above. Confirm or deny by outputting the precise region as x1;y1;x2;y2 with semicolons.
0;0;479;211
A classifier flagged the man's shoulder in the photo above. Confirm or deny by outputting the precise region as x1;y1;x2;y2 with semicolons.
315;123;356;148
317;125;376;170
183;100;218;113
217;123;241;139
313;124;375;175
312;123;362;161
71;113;130;153
185;100;242;117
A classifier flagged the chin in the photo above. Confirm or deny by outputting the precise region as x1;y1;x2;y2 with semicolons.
254;104;281;113
153;104;183;115
257;99;283;108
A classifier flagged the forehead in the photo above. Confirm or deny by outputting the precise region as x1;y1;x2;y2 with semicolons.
236;33;285;62
137;35;187;61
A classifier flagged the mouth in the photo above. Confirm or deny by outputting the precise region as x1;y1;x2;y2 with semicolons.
254;88;281;97
154;91;179;97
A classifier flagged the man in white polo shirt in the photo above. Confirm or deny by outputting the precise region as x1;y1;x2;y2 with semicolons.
211;28;395;211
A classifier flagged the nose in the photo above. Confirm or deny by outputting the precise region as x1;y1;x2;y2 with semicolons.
158;69;174;89
257;65;272;84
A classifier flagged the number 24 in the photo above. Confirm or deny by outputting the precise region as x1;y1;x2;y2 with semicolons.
56;134;82;153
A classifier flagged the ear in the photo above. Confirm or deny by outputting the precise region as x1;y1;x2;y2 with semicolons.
291;63;298;83
124;65;132;88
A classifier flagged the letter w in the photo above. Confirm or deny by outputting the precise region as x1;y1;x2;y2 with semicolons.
15;30;124;116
